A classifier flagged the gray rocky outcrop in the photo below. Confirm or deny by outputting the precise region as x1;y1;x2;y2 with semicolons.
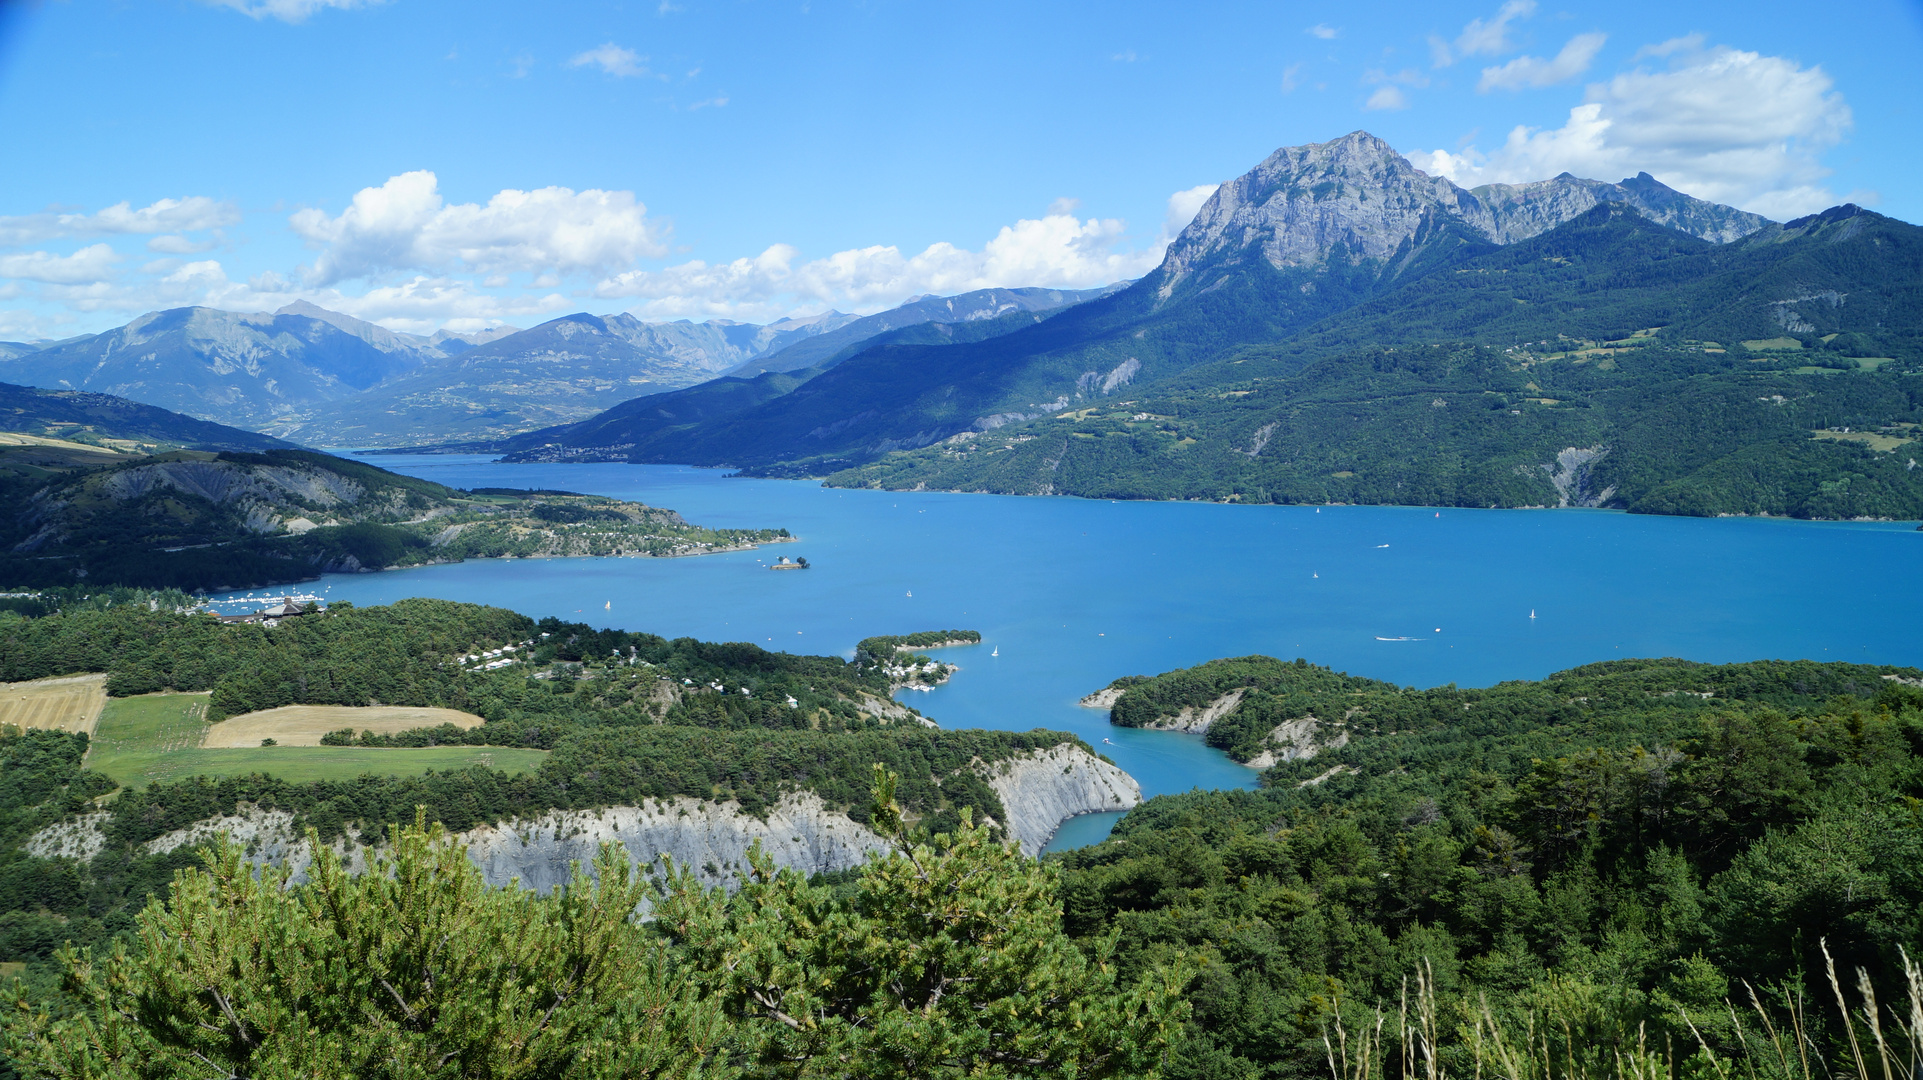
25;745;1139;886
1078;686;1125;709
1244;717;1349;769
1135;689;1245;734
25;811;112;862
978;743;1142;856
1546;446;1618;508
1156;131;1771;297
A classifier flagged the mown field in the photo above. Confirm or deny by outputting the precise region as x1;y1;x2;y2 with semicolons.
0;673;107;734
84;693;545;789
202;704;485;747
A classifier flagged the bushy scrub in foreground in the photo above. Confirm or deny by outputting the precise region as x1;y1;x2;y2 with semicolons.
2;772;1192;1079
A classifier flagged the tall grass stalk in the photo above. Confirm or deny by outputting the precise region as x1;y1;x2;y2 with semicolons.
1320;943;1918;1080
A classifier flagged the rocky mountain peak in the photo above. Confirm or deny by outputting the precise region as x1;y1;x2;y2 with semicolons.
1160;131;1467;287
1155;130;1773;296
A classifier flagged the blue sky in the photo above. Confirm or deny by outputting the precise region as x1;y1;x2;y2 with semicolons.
1;0;1918;339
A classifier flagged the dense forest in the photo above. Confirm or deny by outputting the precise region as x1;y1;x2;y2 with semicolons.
832;338;1923;518
1067;652;1923;1079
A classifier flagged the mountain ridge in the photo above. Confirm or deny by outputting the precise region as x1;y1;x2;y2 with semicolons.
496;132;1782;472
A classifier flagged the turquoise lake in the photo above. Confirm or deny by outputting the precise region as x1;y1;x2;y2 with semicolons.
226;455;1923;851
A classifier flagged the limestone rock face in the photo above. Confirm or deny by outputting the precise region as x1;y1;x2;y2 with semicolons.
26;745;1143;886
1465;172;1771;245
1244;717;1350;769
1156;131;1772;295
1162;132;1468;281
24;811;112;862
458;794;884;893
980;744;1143;856
1138;690;1246;735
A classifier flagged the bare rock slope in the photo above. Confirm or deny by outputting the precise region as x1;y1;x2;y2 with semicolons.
28;745;1141;889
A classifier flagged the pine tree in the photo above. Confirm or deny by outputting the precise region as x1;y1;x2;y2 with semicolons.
653;764;1194;1079
5;811;730;1079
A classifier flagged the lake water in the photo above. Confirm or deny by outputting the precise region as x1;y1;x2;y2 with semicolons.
229;455;1923;850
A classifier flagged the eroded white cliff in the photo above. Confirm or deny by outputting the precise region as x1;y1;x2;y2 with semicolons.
1244;717;1349;768
1141;690;1246;735
26;745;1141;886
979;744;1142;856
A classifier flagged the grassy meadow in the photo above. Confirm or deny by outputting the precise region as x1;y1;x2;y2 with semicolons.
85;693;545;789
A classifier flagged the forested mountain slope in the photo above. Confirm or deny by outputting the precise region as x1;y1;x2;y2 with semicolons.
0;448;787;590
0;381;291;454
832;204;1923;518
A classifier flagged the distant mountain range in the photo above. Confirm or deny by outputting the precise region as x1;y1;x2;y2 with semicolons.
468;131;1922;520
0;287;1108;447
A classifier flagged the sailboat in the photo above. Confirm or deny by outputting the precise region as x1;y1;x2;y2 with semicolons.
1529;609;1537;620
991;646;999;657
905;590;913;598
604;601;611;611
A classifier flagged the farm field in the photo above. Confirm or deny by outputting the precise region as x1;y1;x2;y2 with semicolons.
0;673;108;734
204;704;485;747
86;694;544;789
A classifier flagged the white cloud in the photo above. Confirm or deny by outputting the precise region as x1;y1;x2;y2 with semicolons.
0;196;239;247
0;245;122;285
689;96;729;110
1306;24;1339;40
1478;32;1607;91
1635;34;1704;60
1281;63;1304;93
592;187;1210;322
146;234;222;255
1160;186;1219;244
567;43;649;78
1417;44;1853;218
0;183;1217;336
289;171;670;285
1364;86;1410;111
201;0;381;22
1434;0;1536;66
1112;50;1138;63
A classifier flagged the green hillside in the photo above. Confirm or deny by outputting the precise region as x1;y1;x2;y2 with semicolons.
1061;650;1923;1078
0;448;788;591
829;207;1923;518
0;381;292;455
